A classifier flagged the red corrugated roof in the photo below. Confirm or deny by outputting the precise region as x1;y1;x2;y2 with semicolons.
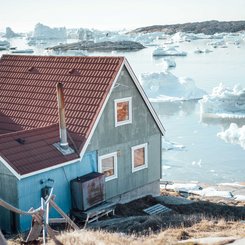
0;124;79;175
0;55;124;175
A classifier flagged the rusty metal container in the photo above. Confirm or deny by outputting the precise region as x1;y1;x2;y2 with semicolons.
70;172;105;211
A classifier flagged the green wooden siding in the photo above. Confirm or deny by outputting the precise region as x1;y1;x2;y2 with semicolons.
86;66;162;199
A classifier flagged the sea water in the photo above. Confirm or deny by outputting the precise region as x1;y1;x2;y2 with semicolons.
1;37;245;183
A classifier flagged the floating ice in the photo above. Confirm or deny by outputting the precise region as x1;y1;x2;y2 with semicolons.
162;138;185;151
200;83;245;117
141;71;206;101
207;39;226;48
153;46;187;56
217;123;245;149
33;23;67;40
192;159;202;167
194;48;212;54
162;58;176;69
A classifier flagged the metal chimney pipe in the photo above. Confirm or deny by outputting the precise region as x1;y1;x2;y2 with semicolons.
56;82;68;149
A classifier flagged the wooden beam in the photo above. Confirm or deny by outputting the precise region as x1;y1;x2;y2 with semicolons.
0;198;40;215
49;199;79;230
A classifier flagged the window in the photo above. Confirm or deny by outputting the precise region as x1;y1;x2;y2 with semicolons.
98;152;117;181
131;143;148;172
114;97;132;127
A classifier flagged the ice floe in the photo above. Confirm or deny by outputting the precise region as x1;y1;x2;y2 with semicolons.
200;83;245;118
152;46;187;56
141;71;206;101
162;138;185;151
194;48;212;54
162;58;176;69
217;123;245;149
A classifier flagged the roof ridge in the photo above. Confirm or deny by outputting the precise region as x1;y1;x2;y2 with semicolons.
2;54;125;59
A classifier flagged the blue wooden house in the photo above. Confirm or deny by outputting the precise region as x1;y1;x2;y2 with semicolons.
0;55;165;233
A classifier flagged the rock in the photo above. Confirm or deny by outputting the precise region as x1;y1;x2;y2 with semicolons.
130;20;245;35
48;40;145;52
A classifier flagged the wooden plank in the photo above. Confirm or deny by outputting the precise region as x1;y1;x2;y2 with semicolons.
25;209;44;242
49;199;79;230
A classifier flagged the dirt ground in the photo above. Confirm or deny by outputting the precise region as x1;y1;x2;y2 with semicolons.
6;190;245;244
88;193;245;235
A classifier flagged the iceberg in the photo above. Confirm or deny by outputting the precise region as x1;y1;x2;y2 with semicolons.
152;46;187;56
217;123;245;150
141;71;206;101
162;58;176;69
33;23;67;40
162;138;185;151
200;83;245;117
0;40;10;50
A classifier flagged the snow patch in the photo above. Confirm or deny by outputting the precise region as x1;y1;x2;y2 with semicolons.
190;187;233;198
166;183;202;192
217;123;245;149
234;195;245;201
219;182;245;187
141;71;206;101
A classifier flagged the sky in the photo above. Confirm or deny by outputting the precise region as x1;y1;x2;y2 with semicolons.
1;0;245;32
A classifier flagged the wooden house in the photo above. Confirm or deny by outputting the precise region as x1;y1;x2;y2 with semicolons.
0;55;165;233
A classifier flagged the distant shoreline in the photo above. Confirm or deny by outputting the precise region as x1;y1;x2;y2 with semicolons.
129;20;245;35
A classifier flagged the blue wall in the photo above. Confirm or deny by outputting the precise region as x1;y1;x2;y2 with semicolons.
17;151;97;232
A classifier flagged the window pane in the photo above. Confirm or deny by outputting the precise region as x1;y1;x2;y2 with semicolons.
117;101;129;122
134;147;145;168
101;156;114;177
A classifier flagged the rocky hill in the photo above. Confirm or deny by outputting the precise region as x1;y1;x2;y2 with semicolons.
48;40;145;52
130;20;245;35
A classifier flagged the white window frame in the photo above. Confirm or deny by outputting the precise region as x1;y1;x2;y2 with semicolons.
131;143;148;173
114;97;132;127
98;152;118;181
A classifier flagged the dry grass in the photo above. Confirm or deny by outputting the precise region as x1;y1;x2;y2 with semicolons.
45;219;245;245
